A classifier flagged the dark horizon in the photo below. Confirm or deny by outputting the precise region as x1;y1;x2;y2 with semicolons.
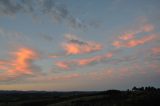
0;86;160;106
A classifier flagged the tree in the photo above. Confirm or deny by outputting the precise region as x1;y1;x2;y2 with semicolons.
132;86;137;91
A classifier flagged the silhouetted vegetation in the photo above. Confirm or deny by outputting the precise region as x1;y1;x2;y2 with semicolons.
0;86;160;106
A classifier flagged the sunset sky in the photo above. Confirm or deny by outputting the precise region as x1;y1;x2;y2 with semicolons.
0;0;160;91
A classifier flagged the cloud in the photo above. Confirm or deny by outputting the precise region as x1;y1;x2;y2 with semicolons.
8;48;38;75
50;73;80;80
0;0;92;29
112;23;156;48
55;47;159;70
113;35;156;48
118;23;154;41
63;42;102;55
0;27;21;38
88;69;113;80
48;54;60;58
0;27;31;44
0;0;33;16
0;47;40;81
125;35;156;47
140;23;154;32
152;47;160;55
55;52;113;70
55;61;70;70
112;41;123;48
63;34;102;55
49;34;102;58
28;73;80;82
76;52;113;66
118;32;138;40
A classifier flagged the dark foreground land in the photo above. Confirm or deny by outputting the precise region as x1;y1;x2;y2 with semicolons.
0;86;160;106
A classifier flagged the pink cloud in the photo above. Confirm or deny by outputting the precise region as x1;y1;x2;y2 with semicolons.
55;61;70;70
125;35;156;48
48;55;60;58
141;23;154;32
113;35;156;48
118;23;154;41
0;47;39;81
119;32;137;40
8;48;38;75
55;52;113;69
28;73;80;82
113;23;155;48
112;41;123;48
63;41;102;55
76;52;113;66
63;34;102;55
152;47;160;55
49;34;102;58
88;69;114;80
51;73;80;80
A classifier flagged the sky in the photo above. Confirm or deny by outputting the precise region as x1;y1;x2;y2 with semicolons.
0;0;160;91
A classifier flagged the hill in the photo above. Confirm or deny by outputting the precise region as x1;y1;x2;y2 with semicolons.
0;86;160;106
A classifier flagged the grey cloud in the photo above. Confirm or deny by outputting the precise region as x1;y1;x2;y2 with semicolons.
0;0;90;29
69;39;88;45
65;34;92;45
0;0;34;16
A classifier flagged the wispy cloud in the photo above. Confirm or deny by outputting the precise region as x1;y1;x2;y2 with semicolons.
118;32;136;40
28;73;80;82
112;23;156;48
118;23;154;41
125;35;156;47
0;27;28;42
88;69;113;80
50;73;80;80
0;47;40;81
49;34;102;57
140;23;154;32
55;52;113;70
113;34;156;48
0;0;93;29
63;34;102;55
152;47;160;55
55;61;70;70
63;41;102;55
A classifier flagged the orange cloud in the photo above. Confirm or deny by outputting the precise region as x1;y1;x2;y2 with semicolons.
118;23;154;41
0;61;9;72
49;34;102;57
63;41;102;55
125;35;155;48
55;52;113;69
28;73;80;82
76;52;113;66
49;54;60;58
113;35;156;48
88;69;113;80
119;32;137;40
152;47;160;55
0;48;39;81
113;23;155;48
55;61;70;70
63;34;102;55
112;41;123;48
8;48;38;75
51;73;80;80
141;23;154;32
